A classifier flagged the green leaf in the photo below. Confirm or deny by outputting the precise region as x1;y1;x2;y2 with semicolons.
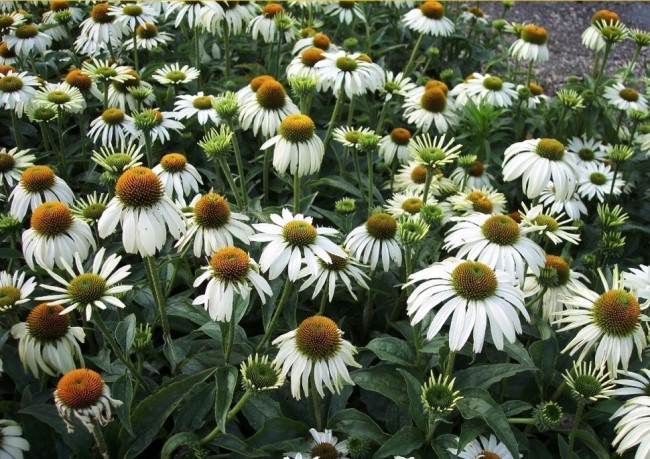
455;363;534;389
372;426;425;459
573;430;610;459
115;314;136;353
246;417;308;448
352;366;410;408
309;176;363;198
20;404;94;456
112;374;134;436
456;388;519;459
457;418;486;453
161;432;200;459
328;408;389;444
501;400;533;417
529;336;558;389
242;394;283;431
366;337;415;366
397;369;426;432
558;433;580;459
211;433;268;457
121;367;216;459
214;365;238;432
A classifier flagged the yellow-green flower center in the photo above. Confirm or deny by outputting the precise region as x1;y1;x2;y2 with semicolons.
115;166;163;208
95;66;118;80
31;201;73;236
418;147;446;165
256;80;286;110
243;360;279;389
192;95;213;110
194;193;231;228
366;212;397;240
209;246;250;282
420;1;444;19
82;203;106;221
27;303;70;341
536;138;565;161
423;383;455;412
483;76;503;91
68;273;107;305
282;220;318;246
164;70;187;83
15;24;38;39
590;172;607;185
619;88;639;102
402;197;423;214
451;261;498;300
592;289;640;337
578;148;594;161
101;108;125;125
47;90;71;105
102;152;133;171
0;286;21;311
279;114;315;143
0;75;23;93
481;215;520;245
420;88;447;113
122;4;143;16
295;315;341;360
534;214;559;232
521;25;548;45
336;56;358;72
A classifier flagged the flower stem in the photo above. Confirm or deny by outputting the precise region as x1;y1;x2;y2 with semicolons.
293;172;302;212
165;243;192;298
263;147;271;206
223;20;231;79
404;32;425;76
568;401;586;455
143;255;172;347
132;29;139;73
10;110;23;149
92;420;110;459
229;123;248;207
444;350;456;378
367;147;375;216
525;60;534;87
143;132;154;167
254;279;293;352
222;318;235;365
622;44;642;83
508;418;536;425
310;378;323;431
56;108;69;180
323;85;346;154
347;94;356;126
352;149;365;208
596;42;612;88
422;166;434;204
218;156;243;208
375;100;389;135
199;390;253;445
317;291;328;316
607;162;619;205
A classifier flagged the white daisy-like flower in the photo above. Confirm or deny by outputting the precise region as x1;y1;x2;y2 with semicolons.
218;1;257;36
447;187;506;216
0;146;34;187
193;246;272;322
292;32;338;55
286;47;325;84
125;108;185;145
409;132;462;169
381;71;417;101
76;3;126;52
314;51;384;99
554;266;648;375
0;419;29;459
612;396;650;459
236;74;276;106
604;83;648;113
22;201;96;271
176;192;254;258
124;23;172;50
458;5;489;25
332;125;374;149
324;1;365;24
109;3;157;29
517;82;548;109
11;303;84;377
70;192;111;226
88;108;132;146
272;315;361;400
449;160;495;190
464;73;518;108
405;258;529;352
165;0;224;28
624;265;650;302
0;40;16;65
523;255;589;322
393;160;435;194
55;368;123;433
173;92;220;126
91;143;144;174
613;369;650;398
81;59;135;87
402;1;455;37
301;428;350;459
582;10;619;51
297;248;370;301
247;3;285;43
9;165;74;221
444;213;546;282
502;138;577;201
577;161;623;202
386;190;437;218
538;183;588;221
239;79;299;138
262;114;324;177
450;434;519;459
403;86;458;133
0;270;36;312
107;71;155;112
379;127;412;164
0;11;25;32
152;63;200;86
32;82;86;114
250;208;346;281
344;212;403;272
509;24;549;63
152;153;203;206
519;203;581;245
36;248;132;321
0;70;39;116
566;135;606;168
98;166;186;257
4;23;52;56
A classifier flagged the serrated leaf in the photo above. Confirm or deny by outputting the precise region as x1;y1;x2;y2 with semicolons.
366;337;415;365
397;369;426;432
352;366;410;408
115;314;136;353
112;374;134;436
372;426;425;459
455;363;534;389
328;408;389;444
215;365;238;432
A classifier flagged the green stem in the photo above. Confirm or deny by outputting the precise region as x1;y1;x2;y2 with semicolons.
254;279;292;352
591;50;601;79
229;124;248;207
194;26;201;73
223;20;231;79
375;100;389;135
317;291;328;316
132;29;139;72
508;418;536;425
444;350;456;378
351;149;365;208
165;243;192;298
622;44;642;82
293;172;301;213
367;147;374;216
404;32;425;76
56;107;69;179
422;166;434;204
143;255;172;346
525;60;534;87
92;420;110;459
323;85;346;154
550;381;567;401
10;110;23;149
199;390;253;445
143;132;154;167
607;162;619;204
568;401;586;455
263;147;271;206
222;318;235;365
103;82;109;110
310;378;323;430
64;24;81;69
218;156;243;208
596;42;612;88
347;94;356;126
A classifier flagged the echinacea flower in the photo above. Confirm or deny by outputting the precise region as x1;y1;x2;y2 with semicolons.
108;2;157;29
519;203;581;245
447;187;506;216
409;133;462;169
292;32;337;55
604;83;648;114
88;108;132;145
91;143;144;175
623;264;650;301
582;9;620;51
152;153;202;206
403;86;458;133
324;0;365;24
11;303;84;377
173;92;220;126
566;135;606;168
76;3;125;55
9;166;73;221
421;372;462;415
0;420;29;459
538;183;588;221
273;315;360;400
240;354;285;393
405;258;529;352
125;108;184;145
125;22;172;50
70;192;110;226
577;162;624;202
0;270;36;312
464;73;518;108
563;361;615;404
4;23;53;56
32;82;85;114
379;128;412;164
248;3;286;43
344;212;403;272
613;369;650;398
152;63;200;86
314;51;384;99
193;246;272;322
509;24;549;63
402;1;455;37
166;0;224;28
450;434;520;459
612;396;650;458
450;158;494;190
297;249;370;301
239;79;299;138
55;368;122;433
301;428;350;459
385;190;437;218
0;70;40;116
0;146;34;187
287;47;326;83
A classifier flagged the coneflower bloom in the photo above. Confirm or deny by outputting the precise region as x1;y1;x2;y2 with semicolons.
0;270;36;312
379;128;412;164
124;23;172;50
88;108;132;145
447;187;507;216
451;434;519;459
0;70;39;116
125;108;184;144
0;147;34;187
239;79;299;138
108;2;157;29
236;74;276;106
519;203;581;245
70;192;111;226
248;3;285;43
582;9;619;51
566;135;606;168
152;153;203;206
385;190;437;218
300;429;350;459
152;63;200;86
402;1;454;37
604;83;648;114
292;32;338;55
76;2;126;54
4;23;53;56
174;92;220;126
344;212;403;272
0;420;29;459
297;249;370;301
9;166;73;220
538;183;588;221
612;396;650;459
464;73;518;108
324;1;366;24
577;162;624;202
510;24;549;63
165;0;224;28
286;47;325;83
315;51;384;99
107;71;155;111
91;143;144;175
403;86;458;133
449;159;494;190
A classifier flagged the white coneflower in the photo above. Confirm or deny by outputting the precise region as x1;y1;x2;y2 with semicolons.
449;159;495;190
344;212;403;272
0;270;36;312
566;135;606;168
502;138;577;201
107;70;155;112
0;41;16;65
174;92;219;126
193;246;272;322
22;201;96;271
248;3;285;43
9;165;74;221
292;32;338;55
612;396;650;458
32;82;85;114
405;258;529;352
152;63;200;86
250;208;346;281
0;419;29;459
108;2;157;29
297;248;370;301
393;161;435;194
262;114;324;177
11;303;84;377
125;108;184;144
624;264;650;302
563;361;615;404
42;2;83;41
324;1;365;24
98;167;186;257
4;23;53;56
315;51;384;99
0;11;25;32
409;133;462;169
55;369;122;433
517;82;548;109
236;74;276;106
218;1;257;36
447;187;507;216
81;59;135;87
165;0;224;28
444;213;546;282
459;5;489;25
286;47;325;83
70;192;111;226
403;86;458;133
124;23;172;50
451;434;519;459
402;1;455;37
380;71;417;101
604;83;648;114
613;369;650;398
91;143;144;175
385;190;437;218
0;146;34;187
577;162;623;202
555;266;648;375
538;183;588;221
519;203;581;245
332;125;374;149
152;153;203;206
582;9;620;51
379;127;412;164
301;428;350;459
76;3;126;54
510;24;549;63
0;70;39;117
273;315;361;400
239;79;299;138
465;73;518;108
88;108;132;145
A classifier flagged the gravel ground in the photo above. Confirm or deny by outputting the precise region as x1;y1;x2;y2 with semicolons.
480;1;650;93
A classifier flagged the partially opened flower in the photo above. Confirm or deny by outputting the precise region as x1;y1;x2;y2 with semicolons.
273;315;361;400
563;361;615;404
125;108;184;144
582;9;619;51
240;354;285;393
612;396;650;459
510;24;549;63
11;303;84;377
0;420;29;459
402;1;454;37
32;82;85;114
519;203;581;245
55;368;122;433
91;143;144;175
193;246;272;322
409;133;462;169
297;248;370;301
0;270;36;312
421;372;462;415
450;434;519;459
70;192;111;226
465;73;518;108
0;147;34;187
152;153;203;206
380;71;417;102
345;212;403;272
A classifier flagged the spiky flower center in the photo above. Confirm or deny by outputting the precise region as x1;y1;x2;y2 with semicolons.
336;56;358;72
423;384;455;411
192;95;213;110
209;247;250;282
112;70;140;92
590;172;607;185
592;289;640;337
136;22;158;39
57;369;105;409
466;191;492;214
244;360;279;389
82;203;106;221
344;130;363;145
578;148;594;161
592;9;619;25
402;197;423;214
94;66;118;80
390;127;411;146
262;3;284;17
521;25;548;45
0;75;23;92
164;70;187;83
529;82;543;96
295;315;341;360
311;442;339;459
279;114;315;143
312;33;331;49
101;108;125;125
544;255;570;285
0;42;15;59
479;452;501;459
0;152;14;172
250;75;275;92
122;4;143;16
619;88;639;102
425;79;449;95
420;87;447;113
68;273;107;305
481;215;520;245
451;261;497;301
115;166;163;208
321;252;349;271
26;303;70;341
483;76;503;91
47;90;71;105
282;220;317;246
534;214;559;231
15;24;38;39
301;47;324;67
0;64;15;75
256;80;286;110
572;374;603;400
418;147;446;165
411;165;427;184
0;286;21;310
420;1;444;19
469;5;484;17
31;201;73;235
468;160;485;176
194;193;231;228
91;3;113;23
65;70;92;91
535;138;565;161
103;153;133;171
22;165;55;192
0;14;14;28
339;0;355;9
366;212;397;240
160;153;187;173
